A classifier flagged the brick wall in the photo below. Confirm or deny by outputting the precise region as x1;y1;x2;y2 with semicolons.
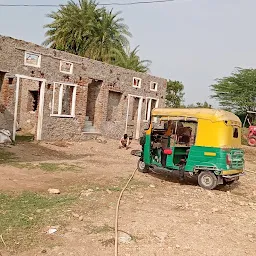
0;74;15;132
0;35;167;141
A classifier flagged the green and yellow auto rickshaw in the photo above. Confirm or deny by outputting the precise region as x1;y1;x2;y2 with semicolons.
138;108;245;190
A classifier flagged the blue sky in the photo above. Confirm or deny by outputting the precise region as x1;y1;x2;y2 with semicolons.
1;0;256;106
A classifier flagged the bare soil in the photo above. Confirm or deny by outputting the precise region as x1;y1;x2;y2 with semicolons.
0;139;255;256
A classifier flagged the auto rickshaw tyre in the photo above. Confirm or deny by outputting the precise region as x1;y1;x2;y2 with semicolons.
198;171;218;190
137;159;149;173
248;136;256;147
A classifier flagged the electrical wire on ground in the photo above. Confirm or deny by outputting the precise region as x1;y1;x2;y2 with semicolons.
115;168;138;256
0;0;175;7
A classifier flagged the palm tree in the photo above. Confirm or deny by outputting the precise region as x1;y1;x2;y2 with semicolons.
43;0;131;62
111;46;151;73
43;0;99;54
83;8;131;62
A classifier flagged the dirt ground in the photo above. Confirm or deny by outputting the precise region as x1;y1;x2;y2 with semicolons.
0;138;255;256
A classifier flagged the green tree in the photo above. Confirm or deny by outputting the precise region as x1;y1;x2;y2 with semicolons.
111;46;151;73
83;9;131;62
43;0;150;72
165;80;185;107
186;101;212;108
43;0;131;62
210;68;256;113
43;0;99;54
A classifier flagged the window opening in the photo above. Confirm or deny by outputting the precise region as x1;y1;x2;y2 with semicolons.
51;83;77;117
60;60;74;74
24;52;41;68
150;82;158;91
133;77;142;88
8;77;14;85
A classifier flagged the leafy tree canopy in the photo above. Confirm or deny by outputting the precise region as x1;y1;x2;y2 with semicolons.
187;101;212;108
111;46;151;73
165;80;185;108
43;0;150;72
211;68;256;113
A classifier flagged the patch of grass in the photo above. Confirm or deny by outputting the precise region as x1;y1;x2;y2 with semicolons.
9;162;82;173
39;163;82;172
10;162;35;169
130;234;140;242
39;163;62;172
15;135;34;142
88;224;113;234
0;192;76;251
0;149;18;164
100;238;115;247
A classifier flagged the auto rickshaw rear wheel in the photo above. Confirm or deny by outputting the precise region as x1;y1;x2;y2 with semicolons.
137;159;149;173
198;171;218;190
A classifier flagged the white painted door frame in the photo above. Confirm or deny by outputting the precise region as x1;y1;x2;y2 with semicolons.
13;75;46;141
125;94;143;140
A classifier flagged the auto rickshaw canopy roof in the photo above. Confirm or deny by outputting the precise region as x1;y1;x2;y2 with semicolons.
151;108;241;124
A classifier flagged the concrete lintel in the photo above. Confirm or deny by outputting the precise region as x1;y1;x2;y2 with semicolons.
15;74;46;82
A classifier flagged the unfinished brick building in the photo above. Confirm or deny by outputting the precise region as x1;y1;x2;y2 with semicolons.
0;35;167;141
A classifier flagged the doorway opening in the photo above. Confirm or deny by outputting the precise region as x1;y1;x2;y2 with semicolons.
84;80;103;132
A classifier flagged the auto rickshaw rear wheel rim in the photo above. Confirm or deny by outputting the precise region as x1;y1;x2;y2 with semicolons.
201;175;214;187
198;171;218;190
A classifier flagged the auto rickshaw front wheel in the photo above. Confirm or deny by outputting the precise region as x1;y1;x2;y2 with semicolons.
137;159;149;173
198;171;218;190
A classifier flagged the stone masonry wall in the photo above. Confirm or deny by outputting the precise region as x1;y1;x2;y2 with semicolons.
17;79;40;134
0;35;167;140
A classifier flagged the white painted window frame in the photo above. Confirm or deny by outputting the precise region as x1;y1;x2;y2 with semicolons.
132;77;142;88
24;51;42;68
150;81;158;92
144;97;159;122
59;60;74;74
51;82;77;118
